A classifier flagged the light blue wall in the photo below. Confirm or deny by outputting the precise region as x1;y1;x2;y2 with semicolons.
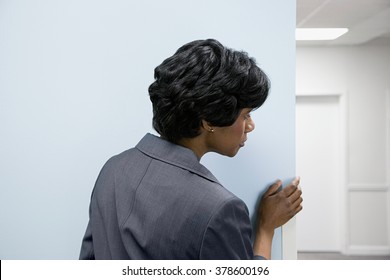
0;0;295;259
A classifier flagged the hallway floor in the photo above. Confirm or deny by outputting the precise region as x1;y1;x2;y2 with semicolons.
298;252;390;260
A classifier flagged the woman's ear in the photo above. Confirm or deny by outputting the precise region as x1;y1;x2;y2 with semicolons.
201;120;214;133
200;120;208;129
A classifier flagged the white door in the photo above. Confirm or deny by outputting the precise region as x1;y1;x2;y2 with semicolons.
296;95;342;252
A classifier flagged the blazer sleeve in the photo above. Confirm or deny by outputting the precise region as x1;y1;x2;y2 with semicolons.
79;157;116;260
199;197;260;260
79;218;95;260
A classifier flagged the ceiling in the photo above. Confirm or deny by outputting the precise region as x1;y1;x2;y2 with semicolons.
297;0;390;46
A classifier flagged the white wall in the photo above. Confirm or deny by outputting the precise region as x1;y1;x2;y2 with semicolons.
0;0;296;259
296;40;390;255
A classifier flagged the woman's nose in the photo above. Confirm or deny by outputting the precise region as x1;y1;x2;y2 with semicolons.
246;118;255;132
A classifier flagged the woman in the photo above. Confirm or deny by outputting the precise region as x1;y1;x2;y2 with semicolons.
80;39;302;260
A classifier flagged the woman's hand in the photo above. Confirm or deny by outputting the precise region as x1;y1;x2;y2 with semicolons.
258;177;303;232
253;177;303;259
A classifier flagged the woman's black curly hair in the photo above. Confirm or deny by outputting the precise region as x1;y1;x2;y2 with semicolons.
148;39;270;143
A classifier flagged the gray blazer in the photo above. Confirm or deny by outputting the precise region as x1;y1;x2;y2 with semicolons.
80;133;262;259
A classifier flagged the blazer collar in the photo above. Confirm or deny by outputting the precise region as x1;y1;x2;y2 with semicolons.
136;133;220;184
